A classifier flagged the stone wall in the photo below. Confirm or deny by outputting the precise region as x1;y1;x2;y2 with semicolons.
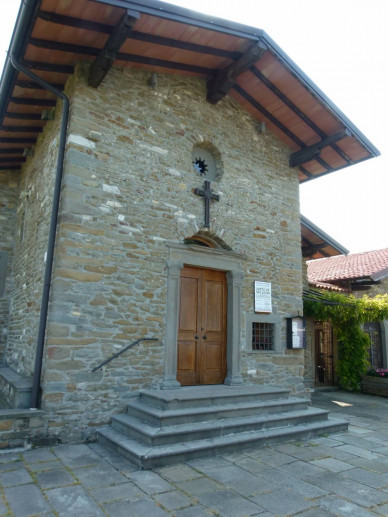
0;171;19;363
39;65;304;440
5;63;304;440
5;113;61;376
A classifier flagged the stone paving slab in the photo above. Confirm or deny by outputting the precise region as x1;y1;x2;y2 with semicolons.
0;390;387;516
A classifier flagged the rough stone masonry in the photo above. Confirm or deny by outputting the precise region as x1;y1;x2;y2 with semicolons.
1;63;305;441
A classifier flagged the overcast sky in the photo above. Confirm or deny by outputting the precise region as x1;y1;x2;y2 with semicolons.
1;1;387;254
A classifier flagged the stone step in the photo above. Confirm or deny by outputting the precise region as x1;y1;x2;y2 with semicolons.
97;416;348;470
139;385;290;410
111;406;330;446
126;397;310;427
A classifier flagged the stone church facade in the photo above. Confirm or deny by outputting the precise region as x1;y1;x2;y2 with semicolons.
0;0;378;442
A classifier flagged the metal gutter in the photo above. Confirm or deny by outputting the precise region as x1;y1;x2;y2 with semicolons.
5;0;69;408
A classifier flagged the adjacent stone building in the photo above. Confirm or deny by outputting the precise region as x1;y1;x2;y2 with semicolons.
0;0;379;442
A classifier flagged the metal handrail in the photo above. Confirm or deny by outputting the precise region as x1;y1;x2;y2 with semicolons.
92;338;158;372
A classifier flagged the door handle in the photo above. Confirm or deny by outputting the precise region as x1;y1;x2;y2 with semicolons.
203;335;207;340
195;335;199;339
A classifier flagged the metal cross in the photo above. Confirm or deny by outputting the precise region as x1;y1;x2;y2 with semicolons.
194;180;219;228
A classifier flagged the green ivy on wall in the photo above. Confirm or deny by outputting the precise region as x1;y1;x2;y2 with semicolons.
304;291;388;391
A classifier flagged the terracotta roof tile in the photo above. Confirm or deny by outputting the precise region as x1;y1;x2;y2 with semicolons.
309;281;350;293
307;248;388;283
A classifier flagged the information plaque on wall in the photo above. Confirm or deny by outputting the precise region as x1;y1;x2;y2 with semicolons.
254;281;272;313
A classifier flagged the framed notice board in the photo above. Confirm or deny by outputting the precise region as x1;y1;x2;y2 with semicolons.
287;316;306;349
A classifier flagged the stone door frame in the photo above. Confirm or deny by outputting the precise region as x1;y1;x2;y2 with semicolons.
161;242;245;389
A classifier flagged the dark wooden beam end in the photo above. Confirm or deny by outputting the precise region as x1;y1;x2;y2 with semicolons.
290;129;351;167
88;10;140;88
207;41;267;104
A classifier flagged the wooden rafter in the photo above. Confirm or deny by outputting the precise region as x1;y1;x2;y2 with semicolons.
207;41;267;104
290;130;350;167
0;126;42;133
250;67;352;164
15;80;65;90
5;113;43;121
0;138;37;144
9;97;56;107
302;243;330;258
37;9;112;34
0;148;24;154
0;157;26;163
88;10;140;88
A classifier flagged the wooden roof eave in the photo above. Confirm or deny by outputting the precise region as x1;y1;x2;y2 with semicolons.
0;0;380;177
95;0;380;161
301;215;349;258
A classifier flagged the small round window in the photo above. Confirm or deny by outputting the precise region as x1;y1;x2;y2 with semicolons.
192;145;218;182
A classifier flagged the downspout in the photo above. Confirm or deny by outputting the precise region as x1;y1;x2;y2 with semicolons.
9;58;69;409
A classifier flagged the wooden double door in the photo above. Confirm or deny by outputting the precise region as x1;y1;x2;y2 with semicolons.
177;266;227;385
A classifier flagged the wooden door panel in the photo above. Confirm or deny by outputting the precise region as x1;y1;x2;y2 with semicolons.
179;277;199;332
204;280;223;332
177;340;198;385
205;342;222;369
177;266;226;386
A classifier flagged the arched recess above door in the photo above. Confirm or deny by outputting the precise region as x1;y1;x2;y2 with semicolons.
184;231;232;251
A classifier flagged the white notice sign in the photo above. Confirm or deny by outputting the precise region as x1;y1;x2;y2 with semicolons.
254;281;272;313
292;321;300;347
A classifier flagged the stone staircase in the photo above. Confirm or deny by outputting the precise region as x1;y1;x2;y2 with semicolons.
97;385;348;469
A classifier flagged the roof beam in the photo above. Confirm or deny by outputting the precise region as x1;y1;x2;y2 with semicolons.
29;38;99;57
250;67;351;164
0;148;24;154
233;85;333;175
36;11;242;60
0;126;43;133
0;157;26;163
28;36;241;66
37;9;113;34
88;10;140;88
128;31;241;60
207;41;267;104
302;244;329;258
0;138;37;144
9;97;56;107
5;113;43;121
299;166;313;178
233;84;305;147
116;52;214;75
16;80;65;91
290;130;350;167
21;60;74;74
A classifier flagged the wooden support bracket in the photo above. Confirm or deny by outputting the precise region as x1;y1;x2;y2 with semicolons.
88;9;140;88
207;41;267;104
290;129;351;167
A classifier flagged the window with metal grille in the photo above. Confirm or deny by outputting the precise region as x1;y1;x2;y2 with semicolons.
252;322;274;351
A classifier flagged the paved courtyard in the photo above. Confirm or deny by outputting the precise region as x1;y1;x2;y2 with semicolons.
0;390;388;516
